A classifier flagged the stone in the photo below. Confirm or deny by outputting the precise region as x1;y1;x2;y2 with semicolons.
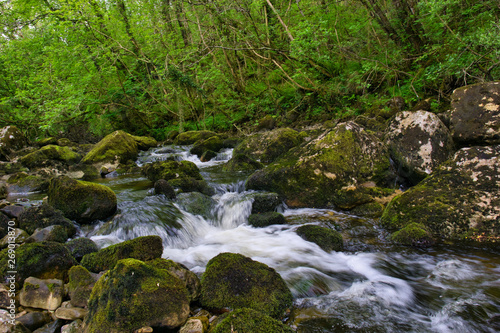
67;265;98;308
61;320;83;333
32;319;65;333
256;115;277;131
18;204;76;237
19;145;81;169
200;252;293;319
81;235;163;273
0;228;29;248
174;130;217;145
384;110;455;185
65;238;98;262
0;310;31;333
16;311;52;332
175;192;217;220
25;225;68;244
55;306;88;320
6;173;49;193
0;126;28;161
81;130;139;167
19;277;64;311
449;81;500;146
296;225;343;252
179;317;207;333
390;223;434;247
154;179;176;199
248;212;286;228
47;176;117;223
222;153;264;172
250;192;280;214
0;183;6;200
0;205;25;219
84;258;190;332
210;308;294;333
190;136;224;158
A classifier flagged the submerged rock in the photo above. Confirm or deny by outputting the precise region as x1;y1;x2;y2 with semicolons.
47;176;117;223
154;179;176;199
296;225;343;252
200;252;293;319
84;258;190;332
210;308;294;333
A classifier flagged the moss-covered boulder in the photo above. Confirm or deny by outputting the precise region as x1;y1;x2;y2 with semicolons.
200;252;292;319
210;308;294;333
47;176;117;224
248;212;286;228
233;128;302;164
153;179;176;199
25;225;68;244
296;225;343;252
81;235;163;273
84;258;190;332
449;81;500;146
390;223;434;247
0;126;28;161
68;265;99;308
222;153;264;172
246;122;392;208
174;130;217;145
384;111;455;185
132;135;157;150
65;237;99;262
175;192;217;220
20;145;81;169
18;204;77;237
190;136;224;158
81;130;139;168
19;277;64;311
250;192;281;214
0;241;77;287
0;228;29;248
380;145;500;243
7;172;50;193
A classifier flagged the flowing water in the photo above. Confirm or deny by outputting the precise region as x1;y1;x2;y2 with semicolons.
12;145;500;332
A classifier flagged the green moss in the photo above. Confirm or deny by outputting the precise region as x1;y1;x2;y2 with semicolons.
7;172;49;192
190;136;223;158
65;237;99;262
390;223;434;246
20;145;81;168
200;252;293;319
175;130;217;145
131;135;157;150
210;308;294;333
296;225;343;252
223;153;264;172
350;201;385;218
142;160;203;183
82;130;139;165
248;212;287;228
18;204;76;237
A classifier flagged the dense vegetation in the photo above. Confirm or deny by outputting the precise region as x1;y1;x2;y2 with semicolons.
1;0;499;140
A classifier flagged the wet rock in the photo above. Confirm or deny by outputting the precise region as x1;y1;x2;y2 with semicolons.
19;145;81;169
154;179;176;199
176;192;216;220
65;238;98;262
190;136;224;158
390;223;434;247
19;277;64;310
179;317;208;333
0;284;11;308
84;258;190;332
0;310;31;332
81;235;163;273
7;173;50;193
233;127;302;164
32;319;65;333
61;319;83;333
0;205;25;219
381;145;500;243
248;212;286;228
0;228;29;248
18;204;76;237
296;225;343;252
384;110;455;185
132;135;157;151
450;81;500;146
200;252;293;318
16;311;52;332
210;308;294;333
25;225;68;244
81;130;139;169
250;192;280;214
55;306;88;320
222;153;263;172
47;176;117;224
0;126;28;161
67;265;98;308
0;241;77;287
36;138;58;147
200;149;217;162
174;130;217;145
246;122;392;208
350;201;385;218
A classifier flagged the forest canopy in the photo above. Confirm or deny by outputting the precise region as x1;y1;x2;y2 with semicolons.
1;0;499;140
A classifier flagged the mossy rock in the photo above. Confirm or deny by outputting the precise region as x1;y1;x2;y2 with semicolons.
246;122;392;208
296;225;343;252
350;201;385;218
7;172;50;193
0;161;27;176
190;136;224;158
68;265;98;308
36;137;58;147
47;176;117;224
142;160;203;183
67;164;100;181
250;192;280;214
81;235;163;273
81;130;139;166
154;179;176;199
18;204;77;237
200;252;293;319
390;223;434;247
248;212;286;228
20;145;81;168
255;115;277;131
65;237;99;262
174;130;217;145
131;135;157;150
0;228;29;248
25;225;68;244
200;149;217;162
0;241;77;288
210;308;294;333
0;183;6;200
84;258;190;332
175;192;217;220
233;128;302;164
223;153;264;172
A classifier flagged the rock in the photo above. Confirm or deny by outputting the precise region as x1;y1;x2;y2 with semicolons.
190;136;224;158
256;115;277;131
248;212;286;228
0;183;6;200
233;128;302;164
20;145;81;169
0;241;77;287
7;172;50;193
25;225;68;244
200;252;293;319
210;308;294;333
250;192;280;214
84;258;190;332
132;135;157;150
0;126;28;161
154;179;176;199
16;311;52;332
174;130;217;145
385;96;406;117
222;153;264;172
296;225;343;252
81;235;163;273
246;122;392;208
65;238;98;262
36;138;58;147
67;265;98;308
55;306;88;320
390;223;434;247
200;150;217;162
134;327;153;333
47;176;117;223
61;320;83;333
0;228;29;248
0;213;9;239
32;319;65;333
0;310;31;333
0;284;11;308
449;81;500;146
222;137;242;148
81;130;139;169
380;145;500;244
19;277;64;310
0;205;25;219
18;204;76;237
67;164;100;181
384;110;455;185
179;317;208;333
175;192;216;220
350;201;385;218
0;162;27;177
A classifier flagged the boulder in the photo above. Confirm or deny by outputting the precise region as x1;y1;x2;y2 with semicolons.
190;136;224;158
385;110;455;184
250;192;280;214
390;223;434;247
20;145;81;169
0;310;31;332
200;252;293;319
174;130;217;145
256;115;277;131
449;81;500;146
222;153;264;172
61;320;83;333
296;225;343;252
0;205;25;219
25;225;68;244
16;311;53;332
380;145;500;243
248;212;286;228
32;319;65;333
154;179;176;199
200;149;217;162
0;228;29;248
175;192;217;220
19;277;64;311
55;307;88;320
232;128;302;164
132;135;157;150
18;204;76;237
65;238;98;262
7;173;50;193
81;235;163;273
47;176;117;223
210;308;294;333
179;317;207;333
81;130;139;168
0;126;28;161
84;258;190;332
246;122;392;208
67;265;99;308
